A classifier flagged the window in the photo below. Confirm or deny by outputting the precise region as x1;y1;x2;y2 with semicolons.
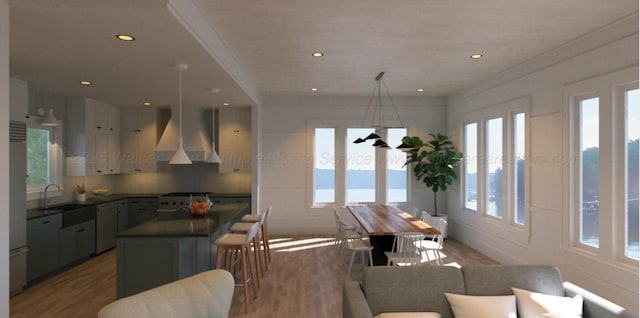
314;128;335;204
346;128;376;203
387;128;407;203
566;66;638;263
486;117;503;218
624;88;639;259
579;97;600;248
464;123;478;211
310;123;408;207
26;118;63;198
514;113;526;224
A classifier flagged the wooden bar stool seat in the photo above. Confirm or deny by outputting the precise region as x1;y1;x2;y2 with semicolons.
215;222;260;314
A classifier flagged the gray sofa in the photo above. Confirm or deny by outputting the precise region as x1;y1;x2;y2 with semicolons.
343;265;638;318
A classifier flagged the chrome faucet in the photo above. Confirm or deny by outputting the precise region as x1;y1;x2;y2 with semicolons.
44;183;61;208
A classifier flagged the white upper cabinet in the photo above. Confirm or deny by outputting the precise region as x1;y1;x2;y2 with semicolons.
10;78;30;121
65;97;121;176
120;108;157;173
218;107;251;173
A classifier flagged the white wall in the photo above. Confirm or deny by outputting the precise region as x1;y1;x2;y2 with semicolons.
1;0;10;316
446;14;639;311
259;95;447;234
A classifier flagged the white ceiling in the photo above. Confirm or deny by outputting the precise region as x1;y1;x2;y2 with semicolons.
9;0;638;109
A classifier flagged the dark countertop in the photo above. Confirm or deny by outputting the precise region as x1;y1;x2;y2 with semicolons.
117;203;249;237
27;193;251;220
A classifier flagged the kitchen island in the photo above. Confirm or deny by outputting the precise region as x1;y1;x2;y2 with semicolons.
116;202;249;298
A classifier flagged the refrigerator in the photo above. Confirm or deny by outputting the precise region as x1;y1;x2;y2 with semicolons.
9;120;28;296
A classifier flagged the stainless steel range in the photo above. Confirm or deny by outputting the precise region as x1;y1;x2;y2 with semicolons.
158;192;213;209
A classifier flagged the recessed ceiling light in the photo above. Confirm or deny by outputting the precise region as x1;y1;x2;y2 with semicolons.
312;52;324;57
80;81;92;85
143;102;151;106
222;102;230;106
116;34;135;41
470;54;483;59
417;88;424;92
311;87;318;92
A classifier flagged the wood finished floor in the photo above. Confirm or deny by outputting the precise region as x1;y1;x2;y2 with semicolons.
10;236;498;318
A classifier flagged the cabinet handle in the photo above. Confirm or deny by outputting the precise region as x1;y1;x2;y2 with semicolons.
42;220;50;224
77;229;84;233
97;126;102;129
97;170;102;173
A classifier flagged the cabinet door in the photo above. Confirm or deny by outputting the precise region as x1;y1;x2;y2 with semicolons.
27;216;61;281
117;199;129;232
120;109;156;173
94;132;109;175
60;221;95;266
219;108;251;173
10;78;30;121
77;221;96;257
59;225;78;266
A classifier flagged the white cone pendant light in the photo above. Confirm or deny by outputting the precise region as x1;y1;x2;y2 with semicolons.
169;63;192;165
205;88;223;163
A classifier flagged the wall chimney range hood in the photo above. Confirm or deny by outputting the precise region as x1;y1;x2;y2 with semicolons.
156;106;212;162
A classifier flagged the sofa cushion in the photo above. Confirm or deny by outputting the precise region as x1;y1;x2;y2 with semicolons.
374;312;442;318
461;265;564;297
512;287;583;318
444;293;517;318
362;266;465;318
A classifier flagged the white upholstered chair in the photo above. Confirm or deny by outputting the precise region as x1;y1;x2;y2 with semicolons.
98;269;234;318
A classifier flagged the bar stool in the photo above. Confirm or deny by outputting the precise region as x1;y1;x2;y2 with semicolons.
215;222;260;314
240;206;272;270
230;216;266;281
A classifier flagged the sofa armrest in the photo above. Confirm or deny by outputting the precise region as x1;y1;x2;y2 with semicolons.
343;281;374;318
563;282;639;318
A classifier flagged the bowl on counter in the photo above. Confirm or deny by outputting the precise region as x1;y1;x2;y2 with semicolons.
91;188;109;199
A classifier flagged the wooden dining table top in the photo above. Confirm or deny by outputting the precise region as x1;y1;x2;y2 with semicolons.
347;204;440;236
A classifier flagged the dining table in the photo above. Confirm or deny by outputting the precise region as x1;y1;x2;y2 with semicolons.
347;204;440;265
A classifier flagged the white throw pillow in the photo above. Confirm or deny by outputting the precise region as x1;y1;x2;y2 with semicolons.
511;287;583;318
374;312;441;318
444;293;517;318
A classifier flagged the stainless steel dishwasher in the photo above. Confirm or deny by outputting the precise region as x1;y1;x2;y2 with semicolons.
96;201;118;254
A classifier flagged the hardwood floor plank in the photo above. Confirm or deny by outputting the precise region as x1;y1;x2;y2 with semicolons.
10;236;497;317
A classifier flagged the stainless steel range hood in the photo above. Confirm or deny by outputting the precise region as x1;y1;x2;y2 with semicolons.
156;106;212;162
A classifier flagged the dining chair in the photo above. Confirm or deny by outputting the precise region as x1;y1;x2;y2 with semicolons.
345;232;374;280
420;211;436;240
384;232;424;266
333;207;360;257
415;218;448;265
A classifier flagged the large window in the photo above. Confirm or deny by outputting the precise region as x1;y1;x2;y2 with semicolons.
566;67;638;263
579;97;600;248
514;112;526;224
311;124;408;206
624;88;639;259
346;128;376;203
461;97;528;229
26;118;63;198
486;117;503;218
464;123;478;211
314;128;335;203
387;128;407;203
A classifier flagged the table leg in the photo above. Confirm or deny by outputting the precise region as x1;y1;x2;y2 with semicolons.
369;235;395;266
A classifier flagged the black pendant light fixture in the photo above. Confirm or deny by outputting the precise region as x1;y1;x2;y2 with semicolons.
353;72;405;148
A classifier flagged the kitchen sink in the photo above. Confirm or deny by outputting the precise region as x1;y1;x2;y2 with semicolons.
39;209;64;215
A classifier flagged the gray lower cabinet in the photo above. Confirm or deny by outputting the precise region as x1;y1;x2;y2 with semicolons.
117;199;129;232
59;221;95;266
27;214;62;282
116;236;212;298
128;198;158;228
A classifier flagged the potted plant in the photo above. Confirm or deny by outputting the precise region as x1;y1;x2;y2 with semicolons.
401;133;463;217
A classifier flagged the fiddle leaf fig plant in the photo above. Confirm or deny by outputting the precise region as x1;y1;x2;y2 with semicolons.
401;133;463;216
